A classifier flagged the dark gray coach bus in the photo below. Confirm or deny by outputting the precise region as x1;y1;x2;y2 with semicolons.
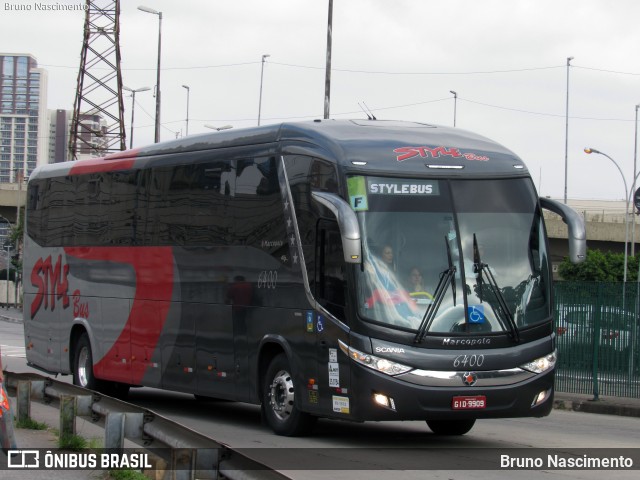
23;119;586;436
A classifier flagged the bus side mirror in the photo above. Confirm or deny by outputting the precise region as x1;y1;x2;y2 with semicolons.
539;197;586;264
312;191;362;264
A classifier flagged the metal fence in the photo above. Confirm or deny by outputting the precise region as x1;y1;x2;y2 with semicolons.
554;282;640;399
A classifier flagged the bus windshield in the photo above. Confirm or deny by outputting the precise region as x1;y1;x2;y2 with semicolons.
353;176;551;336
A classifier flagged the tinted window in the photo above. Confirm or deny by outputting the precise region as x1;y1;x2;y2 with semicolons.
316;220;346;319
284;155;340;280
147;160;232;246
231;157;287;259
45;176;76;246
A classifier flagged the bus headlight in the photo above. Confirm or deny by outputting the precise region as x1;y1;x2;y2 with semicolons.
519;350;557;374
339;340;412;376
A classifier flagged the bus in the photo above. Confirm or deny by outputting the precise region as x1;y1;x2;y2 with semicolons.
23;119;586;436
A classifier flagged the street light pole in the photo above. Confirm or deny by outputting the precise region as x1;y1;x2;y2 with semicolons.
4;244;10;308
450;90;458;127
324;0;333;120
258;54;270;126
564;56;574;204
182;85;190;136
123;86;150;149
138;6;163;143
584;147;629;285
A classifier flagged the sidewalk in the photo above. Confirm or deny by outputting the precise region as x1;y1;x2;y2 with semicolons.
1;308;110;479
0;306;21;325
1;401;109;480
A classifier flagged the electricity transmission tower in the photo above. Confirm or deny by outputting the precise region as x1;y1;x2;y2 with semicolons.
69;0;126;159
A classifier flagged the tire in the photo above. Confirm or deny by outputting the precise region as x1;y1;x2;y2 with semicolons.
261;353;316;436
426;419;476;436
73;333;99;390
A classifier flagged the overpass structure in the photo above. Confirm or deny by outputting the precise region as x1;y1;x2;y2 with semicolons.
0;182;26;223
545;198;637;276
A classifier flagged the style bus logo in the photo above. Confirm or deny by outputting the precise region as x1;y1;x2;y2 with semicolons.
30;254;89;320
393;146;489;163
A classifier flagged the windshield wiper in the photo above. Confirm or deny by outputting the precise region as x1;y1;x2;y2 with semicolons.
473;234;520;342
415;236;457;343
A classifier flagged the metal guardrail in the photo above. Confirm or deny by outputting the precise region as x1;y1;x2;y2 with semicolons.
4;371;289;480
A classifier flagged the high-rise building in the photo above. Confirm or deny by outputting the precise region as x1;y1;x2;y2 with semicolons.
0;53;48;183
48;109;70;163
49;109;108;162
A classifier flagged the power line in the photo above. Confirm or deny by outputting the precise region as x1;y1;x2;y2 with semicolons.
180;95;634;126
574;65;640;76
461;98;634;122
40;59;640;76
271;62;565;75
40;61;260;71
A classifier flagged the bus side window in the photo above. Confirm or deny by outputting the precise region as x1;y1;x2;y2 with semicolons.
310;159;339;193
26;181;45;245
316;220;347;320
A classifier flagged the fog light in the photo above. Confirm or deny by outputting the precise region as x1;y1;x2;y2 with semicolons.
373;393;396;411
532;389;551;407
374;393;389;407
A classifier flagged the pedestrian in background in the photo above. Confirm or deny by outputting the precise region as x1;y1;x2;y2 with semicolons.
0;346;17;450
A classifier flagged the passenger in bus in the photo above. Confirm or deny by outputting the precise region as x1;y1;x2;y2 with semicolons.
363;246;419;325
366;244;395;289
381;244;395;271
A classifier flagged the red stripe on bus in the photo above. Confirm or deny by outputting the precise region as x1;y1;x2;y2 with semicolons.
68;154;138;176
64;246;174;384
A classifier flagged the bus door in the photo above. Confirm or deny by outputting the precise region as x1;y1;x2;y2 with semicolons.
314;220;351;414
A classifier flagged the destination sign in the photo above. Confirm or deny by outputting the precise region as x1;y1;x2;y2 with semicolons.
367;178;440;196
348;176;441;211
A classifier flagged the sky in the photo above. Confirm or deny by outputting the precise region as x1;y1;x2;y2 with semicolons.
2;0;640;202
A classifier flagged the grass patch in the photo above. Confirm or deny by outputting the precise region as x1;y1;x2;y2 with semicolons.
14;417;48;430
58;432;89;450
107;469;149;480
54;430;102;451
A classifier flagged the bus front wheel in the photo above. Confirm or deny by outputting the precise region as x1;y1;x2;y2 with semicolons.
261;353;316;436
73;333;98;390
426;419;476;435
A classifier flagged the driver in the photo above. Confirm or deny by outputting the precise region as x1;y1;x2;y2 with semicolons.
406;267;425;293
406;267;434;302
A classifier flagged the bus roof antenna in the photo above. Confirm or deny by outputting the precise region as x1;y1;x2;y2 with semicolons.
363;102;377;120
358;102;372;120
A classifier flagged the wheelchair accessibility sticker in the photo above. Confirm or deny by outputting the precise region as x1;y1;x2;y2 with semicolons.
468;305;485;324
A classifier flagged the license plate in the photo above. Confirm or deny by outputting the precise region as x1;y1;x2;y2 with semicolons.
452;395;486;410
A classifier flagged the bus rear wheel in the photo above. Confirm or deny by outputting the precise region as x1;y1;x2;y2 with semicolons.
73;333;98;390
426;419;476;436
261;353;316;436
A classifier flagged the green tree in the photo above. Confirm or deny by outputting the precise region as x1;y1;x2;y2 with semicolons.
558;250;639;281
8;211;23;274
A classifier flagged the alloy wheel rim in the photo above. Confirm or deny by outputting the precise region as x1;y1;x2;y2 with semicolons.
268;369;294;421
